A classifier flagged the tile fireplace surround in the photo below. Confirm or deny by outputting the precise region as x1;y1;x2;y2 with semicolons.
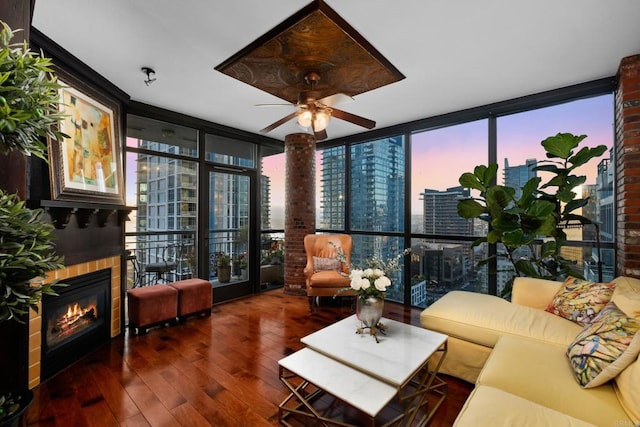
27;255;121;389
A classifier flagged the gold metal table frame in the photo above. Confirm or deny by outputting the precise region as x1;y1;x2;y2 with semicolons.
278;341;447;427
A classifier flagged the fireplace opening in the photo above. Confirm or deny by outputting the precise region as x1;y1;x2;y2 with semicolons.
41;269;111;380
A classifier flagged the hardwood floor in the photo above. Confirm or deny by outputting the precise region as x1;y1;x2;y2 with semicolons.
25;289;473;426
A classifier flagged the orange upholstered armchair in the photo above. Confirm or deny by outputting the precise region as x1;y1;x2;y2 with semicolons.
303;234;354;312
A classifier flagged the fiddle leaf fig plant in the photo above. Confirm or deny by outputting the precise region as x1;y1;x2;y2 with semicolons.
458;133;607;297
0;189;65;323
0;21;68;161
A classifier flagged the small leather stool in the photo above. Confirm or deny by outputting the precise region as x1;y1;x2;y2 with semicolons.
127;285;178;335
169;278;212;321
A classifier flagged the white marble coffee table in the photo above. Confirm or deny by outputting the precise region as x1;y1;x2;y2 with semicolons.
278;315;448;426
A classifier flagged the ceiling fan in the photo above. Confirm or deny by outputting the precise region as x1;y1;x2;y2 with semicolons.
259;72;376;141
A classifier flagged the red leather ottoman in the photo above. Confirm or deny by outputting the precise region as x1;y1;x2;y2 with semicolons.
127;284;178;335
169;278;212;321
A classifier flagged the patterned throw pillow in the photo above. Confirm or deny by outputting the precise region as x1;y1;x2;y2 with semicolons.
313;256;342;273
567;301;640;388
545;276;616;325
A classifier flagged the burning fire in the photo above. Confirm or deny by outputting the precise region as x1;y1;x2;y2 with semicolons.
53;302;98;333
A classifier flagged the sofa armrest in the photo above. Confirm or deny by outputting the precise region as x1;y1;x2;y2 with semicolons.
511;277;563;310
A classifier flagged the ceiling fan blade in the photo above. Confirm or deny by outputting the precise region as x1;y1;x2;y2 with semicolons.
314;128;328;141
317;93;354;107
255;103;297;107
331;108;376;129
259;111;298;134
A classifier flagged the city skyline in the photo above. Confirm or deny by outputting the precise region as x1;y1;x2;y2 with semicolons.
262;94;613;220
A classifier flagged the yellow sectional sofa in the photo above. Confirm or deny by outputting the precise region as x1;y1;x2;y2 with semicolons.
420;276;640;427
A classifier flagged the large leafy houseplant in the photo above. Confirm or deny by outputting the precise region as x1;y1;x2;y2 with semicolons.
457;133;607;297
0;190;65;323
0;21;67;160
0;21;66;425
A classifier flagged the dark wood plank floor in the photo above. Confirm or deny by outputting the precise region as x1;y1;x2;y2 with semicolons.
25;289;473;426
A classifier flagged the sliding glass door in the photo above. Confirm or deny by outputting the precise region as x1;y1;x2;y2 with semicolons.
206;168;252;302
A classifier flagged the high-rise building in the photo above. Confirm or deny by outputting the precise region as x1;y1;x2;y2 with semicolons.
319;147;346;230
503;158;537;200
583;150;614;282
420;186;473;236
321;138;405;259
319;138;406;300
261;174;271;229
133;143;198;279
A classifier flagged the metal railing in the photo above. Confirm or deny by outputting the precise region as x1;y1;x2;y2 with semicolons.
125;232;195;288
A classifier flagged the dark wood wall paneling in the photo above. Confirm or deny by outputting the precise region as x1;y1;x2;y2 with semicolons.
28;29;131;265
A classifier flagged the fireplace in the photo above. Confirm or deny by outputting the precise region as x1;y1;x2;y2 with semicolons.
41;269;111;380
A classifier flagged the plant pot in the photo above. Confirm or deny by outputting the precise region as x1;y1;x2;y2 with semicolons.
217;266;231;283
0;390;33;427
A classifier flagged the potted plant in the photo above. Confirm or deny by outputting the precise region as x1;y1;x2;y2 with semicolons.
237;254;248;280
216;253;231;283
0;21;67;426
457;133;607;297
0;21;68;160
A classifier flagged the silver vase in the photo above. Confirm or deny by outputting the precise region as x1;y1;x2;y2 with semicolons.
357;296;384;328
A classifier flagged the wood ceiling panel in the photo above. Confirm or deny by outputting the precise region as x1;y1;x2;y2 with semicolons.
215;0;405;104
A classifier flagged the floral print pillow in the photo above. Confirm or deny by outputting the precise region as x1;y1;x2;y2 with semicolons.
313;256;342;273
545;277;616;325
567;301;640;388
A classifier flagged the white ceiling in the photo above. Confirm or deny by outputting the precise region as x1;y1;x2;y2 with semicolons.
32;0;640;142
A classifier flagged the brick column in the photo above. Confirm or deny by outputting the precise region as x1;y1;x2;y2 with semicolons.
615;54;640;277
283;133;316;295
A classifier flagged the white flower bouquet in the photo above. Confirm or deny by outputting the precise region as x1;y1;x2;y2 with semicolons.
333;245;411;299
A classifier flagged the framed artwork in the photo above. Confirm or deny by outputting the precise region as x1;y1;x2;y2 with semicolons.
48;73;124;205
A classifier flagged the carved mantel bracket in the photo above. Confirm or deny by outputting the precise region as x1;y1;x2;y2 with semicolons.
28;200;134;229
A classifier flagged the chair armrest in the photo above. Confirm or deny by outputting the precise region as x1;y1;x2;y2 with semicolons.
511;277;563;310
303;262;314;279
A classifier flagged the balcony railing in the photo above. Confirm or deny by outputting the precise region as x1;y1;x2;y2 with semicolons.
125;232;195;288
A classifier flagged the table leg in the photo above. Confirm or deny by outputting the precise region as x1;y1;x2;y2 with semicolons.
278;366;375;427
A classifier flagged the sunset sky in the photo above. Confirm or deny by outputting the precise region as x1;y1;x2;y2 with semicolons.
263;94;614;217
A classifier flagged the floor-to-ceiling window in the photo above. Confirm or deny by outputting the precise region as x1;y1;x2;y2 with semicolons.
124;111;266;302
497;95;615;287
125;115;199;288
317;89;615;308
259;151;285;288
123;83;615;309
410;120;489;306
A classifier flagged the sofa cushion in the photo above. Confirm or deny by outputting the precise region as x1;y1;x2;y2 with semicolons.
453;385;597;427
612;276;640;319
420;291;581;348
313;256;342;273
511;277;563;309
308;270;351;288
477;335;632;427
545;276;616;325
614;353;640;425
567;301;640;388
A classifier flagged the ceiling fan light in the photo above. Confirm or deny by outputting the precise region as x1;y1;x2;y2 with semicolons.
297;110;312;128
313;110;331;131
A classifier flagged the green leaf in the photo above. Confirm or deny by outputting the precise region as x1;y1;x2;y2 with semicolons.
533;163;561;173
492;216;521;232
514;259;540;278
486;186;514;210
563;198;589;215
525;199;556;218
568;145;607;170
542;133;586;160
502;229;526;246
486;230;502;244
457;199;486;218
459;172;484;192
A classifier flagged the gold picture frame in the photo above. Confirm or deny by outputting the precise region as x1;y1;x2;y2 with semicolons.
48;73;124;205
